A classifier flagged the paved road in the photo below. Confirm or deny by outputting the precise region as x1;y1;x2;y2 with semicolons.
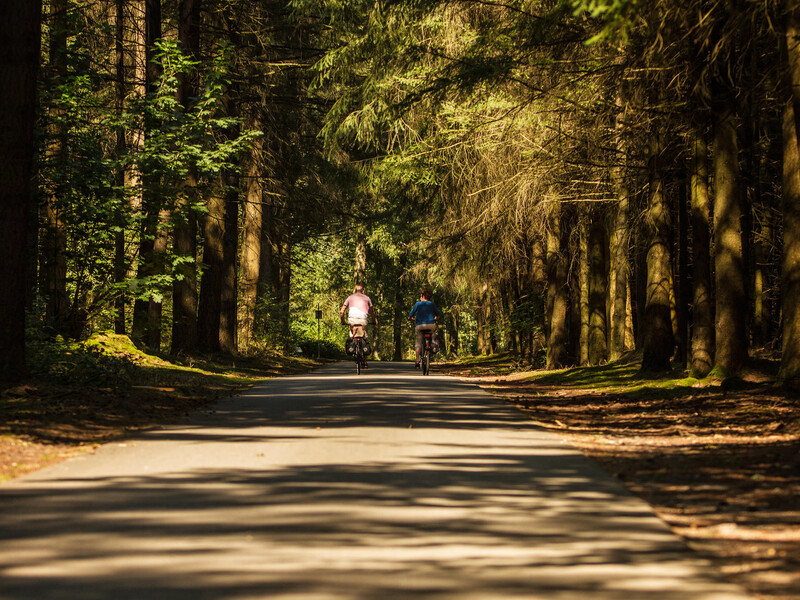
0;362;751;599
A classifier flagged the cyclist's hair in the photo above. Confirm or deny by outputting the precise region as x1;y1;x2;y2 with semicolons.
420;289;432;300
354;284;364;293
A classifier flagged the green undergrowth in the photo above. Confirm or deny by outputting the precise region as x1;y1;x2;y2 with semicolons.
449;351;778;398
0;332;321;452
22;331;318;390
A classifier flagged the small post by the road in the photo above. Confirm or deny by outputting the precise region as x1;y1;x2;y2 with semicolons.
315;307;322;359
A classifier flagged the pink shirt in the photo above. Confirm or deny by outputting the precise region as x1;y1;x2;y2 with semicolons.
343;293;372;319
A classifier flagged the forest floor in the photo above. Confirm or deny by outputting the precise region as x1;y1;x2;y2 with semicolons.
440;353;800;600
0;332;319;481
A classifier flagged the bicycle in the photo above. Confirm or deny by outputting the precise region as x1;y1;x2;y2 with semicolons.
346;323;368;375
419;329;434;375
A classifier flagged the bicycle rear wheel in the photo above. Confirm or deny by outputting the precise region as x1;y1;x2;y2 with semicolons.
354;339;363;374
421;351;430;375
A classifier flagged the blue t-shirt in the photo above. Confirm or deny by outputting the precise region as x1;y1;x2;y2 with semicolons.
409;300;441;325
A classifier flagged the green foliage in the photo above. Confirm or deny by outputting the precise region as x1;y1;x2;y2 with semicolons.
570;0;640;43
37;25;260;334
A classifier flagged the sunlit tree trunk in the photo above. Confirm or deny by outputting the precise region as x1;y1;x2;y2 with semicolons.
239;117;263;352
676;180;689;364
545;202;568;369
477;282;490;355
529;235;546;362
578;216;590;366
588;218;608;365
131;0;163;349
610;87;630;361
114;0;146;334
641;127;675;372
354;229;367;286
0;1;40;379
779;0;800;381
690;123;714;376
713;97;748;376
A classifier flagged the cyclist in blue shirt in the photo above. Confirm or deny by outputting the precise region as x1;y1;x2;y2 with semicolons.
408;289;442;369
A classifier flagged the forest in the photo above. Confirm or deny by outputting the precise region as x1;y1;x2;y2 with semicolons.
3;0;800;383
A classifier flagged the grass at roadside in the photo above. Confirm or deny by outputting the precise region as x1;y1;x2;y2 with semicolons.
0;332;320;481
441;353;800;600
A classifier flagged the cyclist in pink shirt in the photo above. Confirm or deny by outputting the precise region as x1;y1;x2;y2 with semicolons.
339;284;377;338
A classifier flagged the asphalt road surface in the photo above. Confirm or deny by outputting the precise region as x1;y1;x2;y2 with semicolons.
0;362;752;599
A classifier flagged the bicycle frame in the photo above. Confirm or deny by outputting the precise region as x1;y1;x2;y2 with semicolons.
348;323;367;374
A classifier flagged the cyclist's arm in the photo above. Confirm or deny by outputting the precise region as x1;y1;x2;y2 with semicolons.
339;303;347;323
408;302;418;321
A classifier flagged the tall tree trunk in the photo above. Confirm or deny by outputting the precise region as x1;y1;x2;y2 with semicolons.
676;180;690;364
609;196;630;361
450;308;460;356
610;85;630;361
477;282;490;355
239;119;263;352
588;218;608;365
690;123;714;376
779;0;800;381
42;0;69;335
579;216;590;366
257;199;278;338
529;235;546;362
197;182;225;353
392;256;407;361
545;202;569;369
220;169;239;353
753;205;774;347
114;0;147;335
713;99;748;376
641;128;675;372
354;229;367;286
0;1;41;380
278;237;291;351
131;0;163;349
171;0;201;355
114;0;126;334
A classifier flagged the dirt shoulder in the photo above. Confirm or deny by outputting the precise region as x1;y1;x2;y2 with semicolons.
441;355;800;600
